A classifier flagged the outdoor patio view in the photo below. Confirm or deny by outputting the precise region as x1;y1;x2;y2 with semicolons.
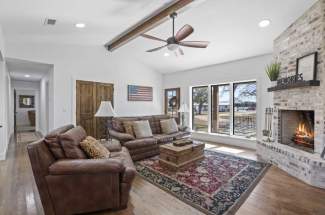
192;86;209;132
191;82;256;139
233;82;256;138
211;84;231;134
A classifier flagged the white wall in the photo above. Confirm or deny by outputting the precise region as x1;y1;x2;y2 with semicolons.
6;43;163;130
0;25;11;160
39;74;51;135
163;54;273;149
12;80;40;131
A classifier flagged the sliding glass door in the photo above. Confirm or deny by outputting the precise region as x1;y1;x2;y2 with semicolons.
192;86;209;132
211;84;231;134
233;82;257;138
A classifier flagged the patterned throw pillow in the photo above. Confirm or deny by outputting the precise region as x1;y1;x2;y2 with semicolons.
123;121;135;137
80;136;110;159
160;118;179;134
132;120;153;138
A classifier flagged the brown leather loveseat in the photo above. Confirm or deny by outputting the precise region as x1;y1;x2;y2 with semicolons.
109;115;190;161
27;125;136;215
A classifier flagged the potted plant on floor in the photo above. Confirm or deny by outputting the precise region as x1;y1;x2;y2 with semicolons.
266;61;281;87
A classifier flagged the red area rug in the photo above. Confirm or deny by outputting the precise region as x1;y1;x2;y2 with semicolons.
135;150;269;215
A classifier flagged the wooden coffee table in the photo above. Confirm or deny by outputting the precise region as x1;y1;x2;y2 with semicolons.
159;140;205;171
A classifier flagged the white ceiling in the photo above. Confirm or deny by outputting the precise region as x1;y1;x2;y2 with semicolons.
7;58;52;82
0;0;317;73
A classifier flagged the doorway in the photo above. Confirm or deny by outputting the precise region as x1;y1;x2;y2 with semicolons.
7;58;53;143
76;80;114;139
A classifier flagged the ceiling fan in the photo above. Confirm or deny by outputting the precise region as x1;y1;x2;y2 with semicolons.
141;12;210;55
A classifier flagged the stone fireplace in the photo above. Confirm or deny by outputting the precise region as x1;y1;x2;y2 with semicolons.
257;0;325;189
279;110;314;153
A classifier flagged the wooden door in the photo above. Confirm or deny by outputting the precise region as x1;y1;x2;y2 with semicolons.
95;83;114;139
76;80;114;139
164;88;180;123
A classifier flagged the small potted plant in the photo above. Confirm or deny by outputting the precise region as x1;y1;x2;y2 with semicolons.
266;62;281;86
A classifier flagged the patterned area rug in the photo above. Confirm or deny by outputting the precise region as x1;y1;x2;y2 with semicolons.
135;150;269;215
17;132;41;144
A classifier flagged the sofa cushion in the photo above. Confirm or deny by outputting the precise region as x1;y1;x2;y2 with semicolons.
44;124;74;159
160;118;179;134
112;117;139;132
123;138;157;150
132;120;153;138
80;136;110;159
59;126;88;159
123;121;135;137
153;134;173;144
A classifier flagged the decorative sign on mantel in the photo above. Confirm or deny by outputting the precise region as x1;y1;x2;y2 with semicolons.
268;52;319;92
277;73;303;86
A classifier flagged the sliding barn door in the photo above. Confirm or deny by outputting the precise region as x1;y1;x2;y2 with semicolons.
76;80;114;139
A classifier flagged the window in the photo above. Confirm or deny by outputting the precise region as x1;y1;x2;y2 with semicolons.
192;86;209;132
191;81;257;140
233;82;257;138
211;84;231;134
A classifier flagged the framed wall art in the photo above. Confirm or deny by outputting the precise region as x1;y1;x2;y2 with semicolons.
296;52;317;81
19;95;35;108
128;85;153;101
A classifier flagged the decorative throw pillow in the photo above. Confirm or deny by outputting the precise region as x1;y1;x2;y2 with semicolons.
123;121;135;137
132;120;153;138
80;136;110;159
160;118;179;134
59;126;88;159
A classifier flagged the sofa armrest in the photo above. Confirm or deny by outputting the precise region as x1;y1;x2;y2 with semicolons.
109;130;135;142
49;159;125;175
178;125;189;132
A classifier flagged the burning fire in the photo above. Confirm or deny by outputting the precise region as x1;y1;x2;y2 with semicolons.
295;122;314;138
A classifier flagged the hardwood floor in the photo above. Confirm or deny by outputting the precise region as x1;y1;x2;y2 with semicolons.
1;137;325;215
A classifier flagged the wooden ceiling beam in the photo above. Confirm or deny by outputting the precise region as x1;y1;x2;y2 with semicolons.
105;0;194;52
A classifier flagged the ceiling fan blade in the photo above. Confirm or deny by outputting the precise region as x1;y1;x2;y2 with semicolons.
146;45;167;52
179;41;210;48
175;24;194;41
141;34;166;42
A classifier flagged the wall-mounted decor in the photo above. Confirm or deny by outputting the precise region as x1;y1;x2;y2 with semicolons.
128;85;153;101
19;95;35;108
296;52;317;81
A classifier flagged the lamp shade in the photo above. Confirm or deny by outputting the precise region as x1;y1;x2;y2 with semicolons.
95;101;116;117
178;103;189;113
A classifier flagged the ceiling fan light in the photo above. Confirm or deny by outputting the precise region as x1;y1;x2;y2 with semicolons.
167;43;179;51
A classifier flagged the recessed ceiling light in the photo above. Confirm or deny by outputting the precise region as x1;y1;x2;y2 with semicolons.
164;53;170;57
75;23;86;28
259;19;271;28
24;74;30;78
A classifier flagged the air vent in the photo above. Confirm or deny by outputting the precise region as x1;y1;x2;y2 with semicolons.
44;18;56;26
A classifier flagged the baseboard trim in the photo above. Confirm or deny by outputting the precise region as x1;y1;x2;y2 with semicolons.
0;133;15;161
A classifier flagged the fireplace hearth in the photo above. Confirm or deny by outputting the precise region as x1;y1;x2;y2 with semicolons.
279;110;314;153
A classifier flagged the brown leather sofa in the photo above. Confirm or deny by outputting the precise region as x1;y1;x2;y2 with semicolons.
27;125;136;215
109;115;190;161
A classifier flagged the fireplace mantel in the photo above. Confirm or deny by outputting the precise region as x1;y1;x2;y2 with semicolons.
267;80;320;92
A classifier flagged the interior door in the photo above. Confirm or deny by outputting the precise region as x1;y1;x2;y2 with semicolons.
76;80;97;137
95;82;114;139
76;80;114;139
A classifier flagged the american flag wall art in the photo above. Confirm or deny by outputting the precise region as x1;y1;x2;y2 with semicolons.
128;85;153;101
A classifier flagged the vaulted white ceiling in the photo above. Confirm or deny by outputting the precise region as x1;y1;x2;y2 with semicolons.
0;0;317;73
